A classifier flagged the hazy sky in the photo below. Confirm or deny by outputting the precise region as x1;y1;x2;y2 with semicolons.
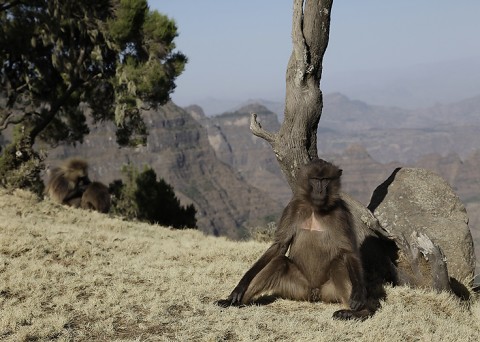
150;1;480;113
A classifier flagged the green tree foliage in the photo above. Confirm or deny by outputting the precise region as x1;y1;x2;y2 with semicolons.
109;165;139;220
0;126;45;194
110;165;197;229
0;0;187;193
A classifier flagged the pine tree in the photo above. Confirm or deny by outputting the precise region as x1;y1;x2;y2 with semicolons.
0;0;186;193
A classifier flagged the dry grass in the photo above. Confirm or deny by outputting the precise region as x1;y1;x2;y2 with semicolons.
1;189;479;342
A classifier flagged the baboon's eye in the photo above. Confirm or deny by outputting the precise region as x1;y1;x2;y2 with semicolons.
78;176;90;185
309;178;330;192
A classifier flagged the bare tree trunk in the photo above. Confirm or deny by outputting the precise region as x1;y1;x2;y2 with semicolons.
250;0;332;189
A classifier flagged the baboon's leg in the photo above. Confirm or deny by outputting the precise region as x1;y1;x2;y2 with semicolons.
325;258;373;321
66;197;82;208
320;279;351;306
241;256;310;304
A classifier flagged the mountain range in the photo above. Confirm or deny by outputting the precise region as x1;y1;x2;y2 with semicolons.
246;92;480;163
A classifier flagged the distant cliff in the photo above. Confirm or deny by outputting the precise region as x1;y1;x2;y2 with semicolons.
186;104;292;206
47;102;283;239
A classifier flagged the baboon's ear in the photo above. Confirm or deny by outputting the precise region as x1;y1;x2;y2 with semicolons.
338;169;343;177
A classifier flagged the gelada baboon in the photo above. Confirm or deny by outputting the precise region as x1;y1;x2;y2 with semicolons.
45;158;91;207
217;159;373;320
81;181;111;213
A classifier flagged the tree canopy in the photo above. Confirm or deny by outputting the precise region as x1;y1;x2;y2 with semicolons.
0;0;186;192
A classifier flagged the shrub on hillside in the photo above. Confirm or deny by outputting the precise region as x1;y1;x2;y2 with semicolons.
109;165;197;229
247;221;277;242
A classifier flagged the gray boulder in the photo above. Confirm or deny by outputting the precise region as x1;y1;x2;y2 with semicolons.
369;167;476;284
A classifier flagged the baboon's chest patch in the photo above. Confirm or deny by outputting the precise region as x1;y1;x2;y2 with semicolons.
301;213;326;232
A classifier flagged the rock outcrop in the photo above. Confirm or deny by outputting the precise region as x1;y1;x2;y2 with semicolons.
369;168;476;283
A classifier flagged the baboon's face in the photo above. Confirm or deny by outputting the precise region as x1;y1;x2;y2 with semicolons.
71;169;90;192
308;177;332;207
77;175;91;192
297;159;342;209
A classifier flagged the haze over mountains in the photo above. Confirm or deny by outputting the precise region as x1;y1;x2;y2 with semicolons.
322;57;480;109
236;92;480;164
185;57;480;116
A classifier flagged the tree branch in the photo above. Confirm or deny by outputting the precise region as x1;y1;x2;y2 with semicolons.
27;66;104;142
0;104;40;130
303;0;333;80
292;0;308;84
0;0;24;12
28;82;80;142
0;111;27;130
250;113;276;145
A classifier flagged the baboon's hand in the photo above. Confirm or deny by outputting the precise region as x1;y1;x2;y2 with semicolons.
228;284;247;305
333;309;369;321
216;284;246;307
333;309;356;320
349;287;367;311
215;299;233;308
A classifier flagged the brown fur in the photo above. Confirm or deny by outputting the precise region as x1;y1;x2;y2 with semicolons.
45;158;91;206
217;159;373;320
81;182;111;213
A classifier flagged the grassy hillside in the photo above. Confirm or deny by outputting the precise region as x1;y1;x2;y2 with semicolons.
1;189;479;341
